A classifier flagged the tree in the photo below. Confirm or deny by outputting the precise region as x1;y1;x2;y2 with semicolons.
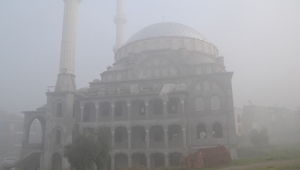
64;127;111;170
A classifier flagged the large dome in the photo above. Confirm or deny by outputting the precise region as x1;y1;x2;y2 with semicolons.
126;22;206;44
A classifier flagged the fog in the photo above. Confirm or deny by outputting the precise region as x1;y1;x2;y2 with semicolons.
0;0;300;114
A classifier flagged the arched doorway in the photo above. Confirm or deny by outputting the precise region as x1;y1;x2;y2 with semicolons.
52;153;62;170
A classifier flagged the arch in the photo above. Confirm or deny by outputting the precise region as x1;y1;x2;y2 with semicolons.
132;126;146;142
169;152;183;166
56;102;63;117
132;153;147;167
115;126;127;143
168;124;182;141
28;118;43;144
115;153;128;169
168;97;179;114
55;129;61;145
25;116;45;149
211;96;221;110
150;98;163;115
197;123;207;139
213;122;223;138
83;103;96;122
151;153;165;168
51;152;62;170
99;101;111;117
195;97;205;111
131;100;146;116
150;125;164;142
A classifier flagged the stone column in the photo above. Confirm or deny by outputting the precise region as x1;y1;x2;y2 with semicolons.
180;100;185;114
95;103;99;122
111;103;115;121
111;156;115;170
111;130;115;149
182;128;186;148
146;154;151;170
80;105;84;122
145;102;149;119
128;155;132;168
163;101;167;118
164;128;168;148
146;128;150;148
127;102;131;121
127;129;131;149
165;153;169;167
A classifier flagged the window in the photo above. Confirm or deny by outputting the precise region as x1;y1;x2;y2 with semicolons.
139;131;146;141
154;130;163;141
155;68;160;77
203;81;210;90
115;130;123;142
56;103;62;117
115;102;123;116
195;83;201;90
153;99;163;114
116;74;121;81
212;83;219;89
168;98;178;114
206;67;212;74
139;101;146;115
195;97;205;111
101;102;110;117
197;124;207;139
55;130;61;145
211;96;221;110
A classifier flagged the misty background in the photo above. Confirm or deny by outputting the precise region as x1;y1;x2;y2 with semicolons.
0;0;299;114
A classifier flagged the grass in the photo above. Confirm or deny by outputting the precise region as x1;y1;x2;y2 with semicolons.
158;144;300;170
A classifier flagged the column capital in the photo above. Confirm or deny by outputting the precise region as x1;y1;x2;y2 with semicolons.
145;102;149;106
111;103;115;107
80;105;84;109
127;130;131;134
180;100;185;104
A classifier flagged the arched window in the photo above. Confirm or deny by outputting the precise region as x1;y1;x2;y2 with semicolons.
197;123;207;139
139;100;146;115
56;103;62;117
115;101;123;116
211;96;221;110
28;118;42;144
195;83;201;90
55;130;61;145
212;82;219;89
213;122;223;138
195;97;205;111
154;68;160;77
153;99;163;115
203;81;210;90
196;67;202;75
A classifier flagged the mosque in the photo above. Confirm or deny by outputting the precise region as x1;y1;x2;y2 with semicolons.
12;0;237;169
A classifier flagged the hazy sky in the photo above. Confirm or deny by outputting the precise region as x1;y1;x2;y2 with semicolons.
0;0;299;114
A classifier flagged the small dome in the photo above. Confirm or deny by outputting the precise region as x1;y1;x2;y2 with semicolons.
126;22;206;44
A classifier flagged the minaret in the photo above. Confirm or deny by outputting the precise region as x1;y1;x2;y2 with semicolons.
55;0;82;92
113;0;127;53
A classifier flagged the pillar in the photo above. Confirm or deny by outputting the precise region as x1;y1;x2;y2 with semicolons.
127;102;131;121
183;128;186;148
111;103;115;121
111;130;115;149
95;103;99;122
128;155;132;168
146;128;149;148
180;99;185;114
145;102;149;119
127;129;131;149
165;154;169;167
164;128;168;148
146;154;150;170
163;101;167;118
80;105;84;122
111;156;115;170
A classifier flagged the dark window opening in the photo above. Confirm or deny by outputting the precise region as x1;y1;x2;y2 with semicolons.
115;130;123;142
57;103;62;117
197;123;207;139
153;127;163;141
153;99;163;115
139;101;146;115
154;154;164;167
168;126;179;141
101;102;110;117
139;131;146;141
169;153;182;166
55;130;61;145
139;155;146;166
168;98;178;114
115;102;123;116
83;105;90;122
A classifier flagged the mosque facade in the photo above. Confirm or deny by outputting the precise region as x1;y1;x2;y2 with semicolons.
14;0;237;170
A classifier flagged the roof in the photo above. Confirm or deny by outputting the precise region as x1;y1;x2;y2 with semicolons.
126;22;206;44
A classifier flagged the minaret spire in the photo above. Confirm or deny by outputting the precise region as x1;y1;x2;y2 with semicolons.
113;0;127;53
55;0;82;92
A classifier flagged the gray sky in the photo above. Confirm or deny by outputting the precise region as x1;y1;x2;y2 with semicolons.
0;0;299;114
